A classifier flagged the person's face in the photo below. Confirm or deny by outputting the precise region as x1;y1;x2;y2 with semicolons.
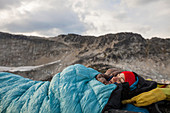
109;73;125;84
105;69;125;84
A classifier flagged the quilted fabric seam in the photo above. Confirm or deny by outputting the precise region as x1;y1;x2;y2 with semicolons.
75;66;83;113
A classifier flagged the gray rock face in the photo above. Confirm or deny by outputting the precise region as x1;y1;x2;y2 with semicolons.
0;31;170;82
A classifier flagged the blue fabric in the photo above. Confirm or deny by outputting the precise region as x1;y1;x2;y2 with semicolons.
123;104;149;113
107;75;113;81
130;76;139;91
123;76;149;113
0;64;117;113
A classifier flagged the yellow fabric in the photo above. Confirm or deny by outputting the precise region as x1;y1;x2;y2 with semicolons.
161;88;170;101
157;84;166;88
146;78;152;81
122;88;166;107
165;85;170;88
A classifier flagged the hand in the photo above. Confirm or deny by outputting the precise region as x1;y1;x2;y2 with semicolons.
96;74;110;85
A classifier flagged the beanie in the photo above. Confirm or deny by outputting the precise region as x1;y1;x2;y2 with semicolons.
121;71;136;86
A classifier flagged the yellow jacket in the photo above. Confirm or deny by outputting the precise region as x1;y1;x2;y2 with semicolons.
122;88;170;107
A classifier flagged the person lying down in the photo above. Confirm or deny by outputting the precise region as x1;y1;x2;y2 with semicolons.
96;68;170;113
0;64;168;113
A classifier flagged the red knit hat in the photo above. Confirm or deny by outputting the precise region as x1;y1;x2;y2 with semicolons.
121;71;136;86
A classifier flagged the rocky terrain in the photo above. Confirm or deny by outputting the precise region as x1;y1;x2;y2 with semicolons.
0;31;170;83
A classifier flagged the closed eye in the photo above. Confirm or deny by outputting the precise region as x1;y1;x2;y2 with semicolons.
120;77;125;82
117;74;125;83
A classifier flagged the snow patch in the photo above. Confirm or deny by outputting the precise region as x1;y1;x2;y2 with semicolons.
0;60;61;72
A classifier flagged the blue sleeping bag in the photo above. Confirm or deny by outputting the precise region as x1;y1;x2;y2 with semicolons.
0;64;117;113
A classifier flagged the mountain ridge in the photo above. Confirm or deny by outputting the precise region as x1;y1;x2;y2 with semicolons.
0;31;169;82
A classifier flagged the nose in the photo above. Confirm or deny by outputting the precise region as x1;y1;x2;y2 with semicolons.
111;77;121;83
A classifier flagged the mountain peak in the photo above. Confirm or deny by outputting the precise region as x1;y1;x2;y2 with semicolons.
0;31;169;82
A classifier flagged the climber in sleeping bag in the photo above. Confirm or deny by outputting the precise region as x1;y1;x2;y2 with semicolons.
0;64;157;113
96;68;158;113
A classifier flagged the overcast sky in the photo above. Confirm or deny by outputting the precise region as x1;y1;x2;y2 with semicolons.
0;0;170;38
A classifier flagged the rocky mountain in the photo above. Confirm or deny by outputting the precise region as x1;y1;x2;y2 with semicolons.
0;31;170;82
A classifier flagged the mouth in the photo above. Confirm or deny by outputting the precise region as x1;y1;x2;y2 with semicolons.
109;81;112;84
